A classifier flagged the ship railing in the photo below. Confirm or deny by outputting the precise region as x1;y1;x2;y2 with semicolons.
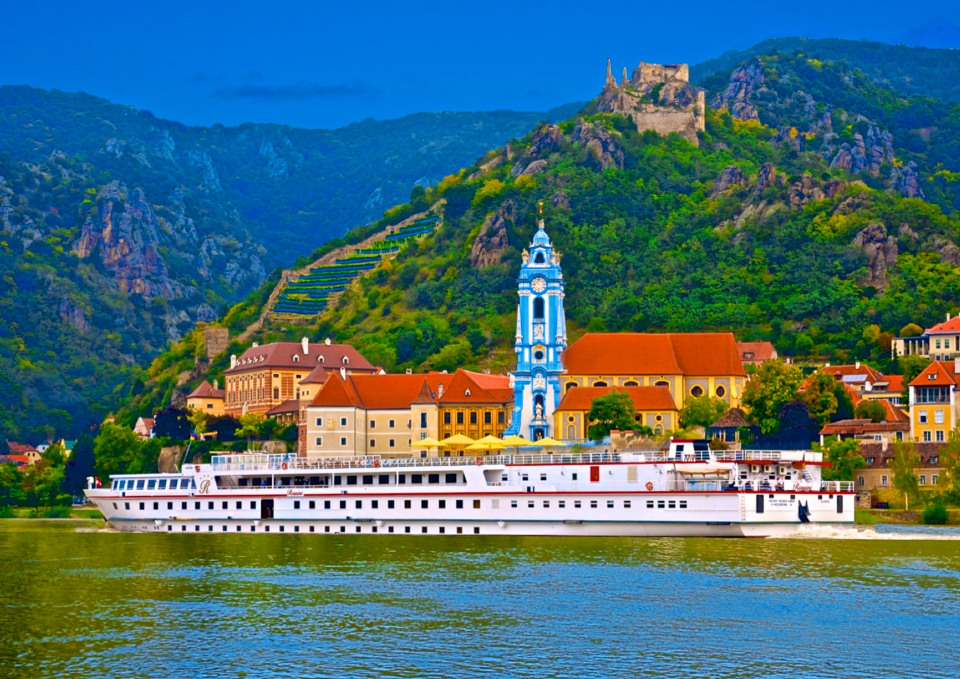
715;450;824;463
211;451;633;472
821;480;855;492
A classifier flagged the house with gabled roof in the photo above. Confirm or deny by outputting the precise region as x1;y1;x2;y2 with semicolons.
560;332;747;409
891;313;960;361
303;369;512;458
186;380;225;416
223;337;377;417
908;359;960;443
553;386;678;441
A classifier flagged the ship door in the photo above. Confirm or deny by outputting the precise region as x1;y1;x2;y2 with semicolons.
261;499;274;520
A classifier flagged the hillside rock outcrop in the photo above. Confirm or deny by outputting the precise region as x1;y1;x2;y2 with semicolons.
574;120;624;170
470;200;515;268
852;222;898;289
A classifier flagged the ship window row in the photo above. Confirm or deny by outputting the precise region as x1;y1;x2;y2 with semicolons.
166;524;482;534
234;472;462;488
113;478;196;491
646;500;688;509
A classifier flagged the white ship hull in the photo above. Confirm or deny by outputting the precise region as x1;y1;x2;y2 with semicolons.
85;445;854;538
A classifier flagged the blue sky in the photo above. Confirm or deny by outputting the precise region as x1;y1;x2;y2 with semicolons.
3;0;958;129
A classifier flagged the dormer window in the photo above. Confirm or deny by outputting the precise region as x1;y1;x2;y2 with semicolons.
342;357;349;365
293;355;300;363
465;389;471;397
929;373;937;380
318;355;324;363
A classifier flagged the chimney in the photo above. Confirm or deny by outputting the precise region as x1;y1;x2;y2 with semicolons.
301;337;309;355
948;313;952;322
954;356;960;374
855;361;861;370
405;368;413;375
324;337;332;346
340;367;346;379
252;342;258;348
213;379;218;390
230;354;237;369
438;383;444;397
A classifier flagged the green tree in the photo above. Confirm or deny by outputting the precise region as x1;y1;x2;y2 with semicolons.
815;436;866;481
802;372;841;425
938;429;960;503
742;359;804;434
899;323;924;338
21;460;66;508
237;413;266;447
891;440;921;511
0;463;25;507
680;396;729;428
854;400;887;422
188;409;208;436
93;423;143;479
587;392;636;441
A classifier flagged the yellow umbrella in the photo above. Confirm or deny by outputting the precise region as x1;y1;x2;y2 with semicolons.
501;434;533;447
474;435;503;445
440;434;475;446
414;437;446;449
535;436;564;448
465;441;505;451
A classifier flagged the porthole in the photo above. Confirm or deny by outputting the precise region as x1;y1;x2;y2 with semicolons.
690;385;704;398
716;385;727;398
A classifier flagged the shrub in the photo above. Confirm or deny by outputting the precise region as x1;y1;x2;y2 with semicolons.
922;499;949;525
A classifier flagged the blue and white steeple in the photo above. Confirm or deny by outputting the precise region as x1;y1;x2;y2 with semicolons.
504;206;567;440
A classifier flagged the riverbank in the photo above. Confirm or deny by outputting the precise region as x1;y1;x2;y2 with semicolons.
855;507;960;526
0;507;103;520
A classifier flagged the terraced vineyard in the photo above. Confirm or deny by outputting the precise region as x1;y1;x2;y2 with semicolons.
271;216;441;316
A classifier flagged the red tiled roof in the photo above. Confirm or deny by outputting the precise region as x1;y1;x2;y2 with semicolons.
563;333;745;377
0;454;29;467
876;375;904;392
822;363;885;383
860;442;946;468
136;417;155;429
225;340;375;374
436;370;512;405
819;418;910;437
187;380;224;399
555;386;677;412
267;399;302;416
909;360;960;388
736;341;778;362
299;365;331;385
7;442;38;455
926;316;960;334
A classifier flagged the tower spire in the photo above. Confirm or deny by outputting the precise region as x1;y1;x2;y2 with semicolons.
605;58;615;87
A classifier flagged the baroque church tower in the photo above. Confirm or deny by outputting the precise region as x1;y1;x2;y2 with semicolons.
504;206;567;440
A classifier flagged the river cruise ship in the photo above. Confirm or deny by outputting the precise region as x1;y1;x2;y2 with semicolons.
85;440;853;537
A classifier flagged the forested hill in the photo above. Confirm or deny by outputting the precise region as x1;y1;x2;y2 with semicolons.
0;88;576;442
119;48;960;425
691;37;960;103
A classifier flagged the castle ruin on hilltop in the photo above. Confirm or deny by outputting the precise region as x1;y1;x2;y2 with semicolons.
597;59;705;145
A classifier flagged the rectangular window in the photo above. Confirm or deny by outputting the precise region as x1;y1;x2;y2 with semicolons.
668;501;676;509
657;501;665;508
446;473;457;484
421;500;429;509
404;500;412;509
294;500;300;509
679;500;688;509
370;440;376;448
920;475;927;485
379;474;389;484
647;500;654;508
935;410;945;424
919;410;928;424
438;500;446;509
428;474;440;484
324;500;331;509
498;411;505;424
167;502;173;510
457;412;464;425
923;431;932;442
420;413;428;428
412;474;423;484
456;499;464;509
250;501;257;509
607;500;615;508
363;475;374;485
340;437;347;446
473;499;481;509
590;500;598;508
316;417;322;426
470;412;477;425
139;502;145;510
484;411;491;424
444;412;451;424
315;437;322;446
370;420;375;429
309;500;316;509
937;430;945;442
158;479;167;490
388;500;395;509
340;500;346;509
574;501;582;508
540;473;547;481
528;500;535;508
881;475;888;486
356;500;363;509
522;474;529;481
543;500;550;508
340;417;347;426
933;475;939;485
389;419;395;428
558;500;566;508
624;500;631;509
511;500;518;508
195;502;201;510
389;439;395;448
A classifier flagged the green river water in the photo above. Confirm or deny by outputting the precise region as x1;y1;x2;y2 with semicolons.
1;519;958;678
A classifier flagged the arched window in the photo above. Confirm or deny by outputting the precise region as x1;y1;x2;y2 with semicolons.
565;381;578;393
534;252;545;264
318;355;324;363
293;354;300;363
593;380;608;387
342;357;349;365
533;297;544;319
567;425;576;440
654;425;663;435
655;380;670;388
624;380;639;387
